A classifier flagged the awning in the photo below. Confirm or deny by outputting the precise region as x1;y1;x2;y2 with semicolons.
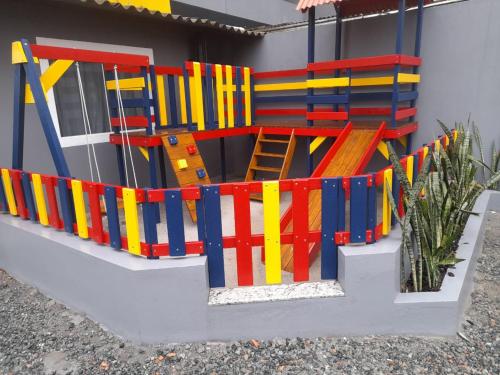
297;0;432;17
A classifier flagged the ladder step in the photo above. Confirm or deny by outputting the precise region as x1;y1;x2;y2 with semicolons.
250;166;282;173
255;152;286;158
259;138;290;144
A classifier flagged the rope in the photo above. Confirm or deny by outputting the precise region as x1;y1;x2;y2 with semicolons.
113;65;138;188
76;62;102;183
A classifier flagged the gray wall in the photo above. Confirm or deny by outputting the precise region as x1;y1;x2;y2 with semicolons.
238;0;500;162
0;0;255;185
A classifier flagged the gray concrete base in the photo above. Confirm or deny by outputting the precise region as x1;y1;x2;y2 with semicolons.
0;191;496;343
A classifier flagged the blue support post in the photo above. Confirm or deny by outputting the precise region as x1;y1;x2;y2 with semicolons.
204;64;215;130
334;5;342;112
104;186;122;249
307;7;316;176
21;172;37;222
202;185;225;288
142;189;159;259
391;0;406;128
20;40;70;177
235;67;243;127
321;177;340;279
12;64;26;170
350;176;368;243
165;190;186;256
149;65;162;130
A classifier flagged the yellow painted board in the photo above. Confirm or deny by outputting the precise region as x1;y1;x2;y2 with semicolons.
32;173;49;226
406;155;414;187
123;188;141;255
398;73;420;84
306;77;350;89
156;75;168;126
263;181;282;284
193;62;205;131
25;59;74;104
225;65;234;128
178;75;188;124
309;136;327;155
71;179;89;239
12;41;27;64
243;67;252;126
107;0;171;14
1;169;17;216
189;76;197;123
106;77;145;90
254;81;307;92
351;76;394;87
382;168;393;235
377;141;389;159
215;64;225;129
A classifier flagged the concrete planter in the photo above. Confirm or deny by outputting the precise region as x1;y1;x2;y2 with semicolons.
0;191;497;344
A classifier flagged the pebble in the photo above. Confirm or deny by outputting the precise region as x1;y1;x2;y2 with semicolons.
0;213;499;374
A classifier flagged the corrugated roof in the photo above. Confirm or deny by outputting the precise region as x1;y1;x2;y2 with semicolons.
66;0;265;36
297;0;432;17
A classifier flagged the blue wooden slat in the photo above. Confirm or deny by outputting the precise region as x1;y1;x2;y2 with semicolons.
0;175;8;213
367;174;377;243
307;94;348;105
165;190;186;256
235;67;243;127
349;92;392;102
254;95;306;104
108;98;153;109
57;178;74;233
167;74;179;128
204;65;215;130
202;185;225;287
350;176;368;243
21;172;37;222
321;177;340;280
142;189;158;258
104;186;121;249
12;64;26;170
399;90;418;102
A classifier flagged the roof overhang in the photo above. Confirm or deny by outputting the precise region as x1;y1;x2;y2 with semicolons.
297;0;432;17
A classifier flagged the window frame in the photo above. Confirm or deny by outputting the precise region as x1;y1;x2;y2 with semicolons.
36;37;154;148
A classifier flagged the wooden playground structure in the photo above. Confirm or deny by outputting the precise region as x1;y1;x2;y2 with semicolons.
2;0;432;288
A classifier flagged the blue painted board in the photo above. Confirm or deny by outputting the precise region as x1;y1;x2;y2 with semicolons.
104;186;122;249
165;190;186;256
21;172;37;222
321;177;340;280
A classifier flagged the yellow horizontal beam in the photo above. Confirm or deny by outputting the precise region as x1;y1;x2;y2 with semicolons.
309;136;327;154
307;77;350;89
351;76;394;87
254;81;307;92
25;59;74;104
106;77;145;90
398;73;420;84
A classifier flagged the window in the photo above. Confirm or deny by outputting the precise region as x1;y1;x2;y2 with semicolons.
36;37;154;148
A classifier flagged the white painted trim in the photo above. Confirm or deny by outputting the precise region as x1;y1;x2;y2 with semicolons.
35;37;154;148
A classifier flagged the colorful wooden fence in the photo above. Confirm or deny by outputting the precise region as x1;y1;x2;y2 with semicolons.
0;134;449;289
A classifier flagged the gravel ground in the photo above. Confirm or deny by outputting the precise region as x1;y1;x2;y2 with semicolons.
0;212;498;374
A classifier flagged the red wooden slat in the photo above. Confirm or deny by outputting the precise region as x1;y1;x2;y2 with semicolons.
306;111;348;121
110;115;150;128
395;107;417;120
308;54;421;72
42;175;62;230
10;170;28;219
87;183;104;244
233;183;253;286
292;180;309;282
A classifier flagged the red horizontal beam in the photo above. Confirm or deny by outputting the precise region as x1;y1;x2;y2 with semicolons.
152;242;204;257
306;111;348;121
308;54;421;72
154;66;184;76
31;44;150;66
111;116;150;128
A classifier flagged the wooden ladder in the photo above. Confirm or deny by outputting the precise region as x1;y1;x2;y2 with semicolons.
245;128;296;200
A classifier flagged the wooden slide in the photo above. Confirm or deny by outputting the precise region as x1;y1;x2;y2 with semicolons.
280;122;386;272
160;131;211;223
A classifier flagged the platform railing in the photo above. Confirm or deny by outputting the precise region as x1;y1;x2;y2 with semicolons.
0;135;448;288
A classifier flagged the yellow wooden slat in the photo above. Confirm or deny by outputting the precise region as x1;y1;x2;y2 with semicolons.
351;76;394;87
225;65;234;128
138;146;150;161
12;41;27;64
156;75;168;126
263;181;282;284
106;77;145;90
215;64;225;129
382;168;393;235
406;155;414;187
189;76;197;123
243;67;252;126
71;179;89;239
1;169;17;216
377;141;389;159
123;188;141;255
193;62;205;131
25;59;74;103
32;173;49;226
309;136;327;155
178;75;188;124
398;73;420;84
254;81;307;92
306;77;350;89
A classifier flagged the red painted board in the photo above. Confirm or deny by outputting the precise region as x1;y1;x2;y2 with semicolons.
42;175;62;230
87;183;104;244
306;111;348;121
233;183;253;286
10;170;28;219
292;180;310;282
